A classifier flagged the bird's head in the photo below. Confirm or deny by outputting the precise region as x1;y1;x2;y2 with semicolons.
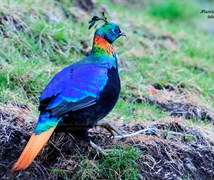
89;13;126;44
95;22;126;44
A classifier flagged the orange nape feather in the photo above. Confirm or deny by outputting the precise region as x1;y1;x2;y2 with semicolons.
12;127;55;173
93;35;115;55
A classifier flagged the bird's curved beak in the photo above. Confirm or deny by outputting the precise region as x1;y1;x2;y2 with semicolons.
119;31;126;37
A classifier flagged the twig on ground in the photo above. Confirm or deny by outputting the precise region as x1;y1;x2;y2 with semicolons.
90;140;109;156
115;128;196;140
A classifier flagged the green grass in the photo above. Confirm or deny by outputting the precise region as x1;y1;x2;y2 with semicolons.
145;0;199;22
1;0;213;108
79;147;140;180
113;99;168;122
48;146;140;180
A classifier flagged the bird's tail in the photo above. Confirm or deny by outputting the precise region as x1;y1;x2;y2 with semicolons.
11;127;55;173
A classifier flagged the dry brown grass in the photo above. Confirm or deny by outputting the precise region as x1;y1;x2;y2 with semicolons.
1;103;213;179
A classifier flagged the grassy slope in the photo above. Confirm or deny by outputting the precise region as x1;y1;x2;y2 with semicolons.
0;0;214;179
106;0;214;121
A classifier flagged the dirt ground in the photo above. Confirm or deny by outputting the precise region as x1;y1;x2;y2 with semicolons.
0;104;213;180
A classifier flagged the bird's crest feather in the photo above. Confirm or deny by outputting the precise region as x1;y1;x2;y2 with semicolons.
88;12;108;29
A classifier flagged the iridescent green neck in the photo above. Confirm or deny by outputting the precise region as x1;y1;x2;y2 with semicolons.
91;35;116;57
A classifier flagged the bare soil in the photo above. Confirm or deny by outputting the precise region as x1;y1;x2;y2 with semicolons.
0;105;213;180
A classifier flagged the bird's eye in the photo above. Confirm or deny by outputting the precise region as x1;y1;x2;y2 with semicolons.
114;28;120;33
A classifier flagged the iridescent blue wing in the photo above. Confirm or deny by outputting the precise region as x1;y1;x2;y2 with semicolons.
39;63;108;116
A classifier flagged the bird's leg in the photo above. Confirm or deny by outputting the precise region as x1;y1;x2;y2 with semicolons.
89;140;109;156
95;121;124;136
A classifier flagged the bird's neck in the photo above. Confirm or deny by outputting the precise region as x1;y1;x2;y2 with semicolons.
91;35;116;57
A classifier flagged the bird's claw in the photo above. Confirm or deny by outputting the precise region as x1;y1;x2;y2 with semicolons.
96;121;124;136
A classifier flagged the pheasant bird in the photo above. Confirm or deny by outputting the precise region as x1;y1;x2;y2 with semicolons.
12;14;125;172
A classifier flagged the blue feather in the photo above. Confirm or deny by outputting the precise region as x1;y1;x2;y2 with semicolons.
40;63;109;115
34;112;61;134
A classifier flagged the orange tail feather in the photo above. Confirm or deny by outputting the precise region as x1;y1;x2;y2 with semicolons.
12;127;55;173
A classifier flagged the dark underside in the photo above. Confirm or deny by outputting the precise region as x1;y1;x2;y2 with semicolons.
55;66;120;134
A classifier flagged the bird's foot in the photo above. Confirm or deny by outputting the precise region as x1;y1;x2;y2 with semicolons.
89;140;112;156
96;121;124;137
